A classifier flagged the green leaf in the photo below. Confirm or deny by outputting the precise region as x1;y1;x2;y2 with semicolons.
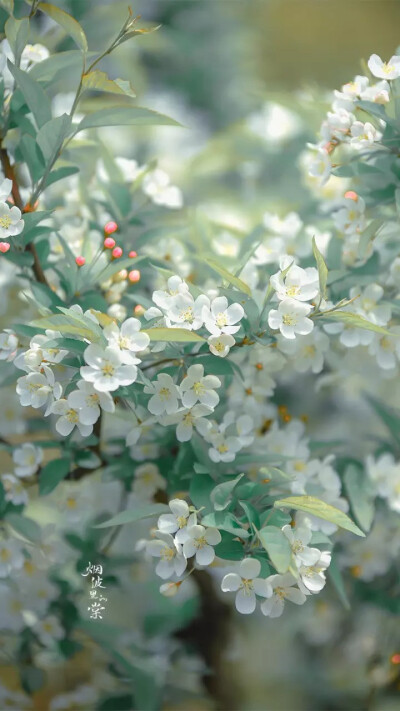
36;113;71;163
38;2;88;52
202;511;250;539
357;219;384;260
76;106;181;133
45;165;79;189
39;458;70;496
189;472;215;513
344;464;375;532
5;16;29;67
82;70;135;98
31;312;103;341
94;503;169;528
91;255;146;285
30;50;94;83
201;257;251;296
312;236;328;300
328;553;350;610
30;281;64;309
6;513;42;543
320;310;391;336
256;525;292;573
144;328;205;343
8;61;52;128
366;394;400;448
210;473;244;511
274;495;365;537
19;133;46;183
0;0;13;15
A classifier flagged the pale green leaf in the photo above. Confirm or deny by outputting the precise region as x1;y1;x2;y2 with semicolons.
95;504;169;528
8;61;52;128
210;473;244;511
82;70;135;98
344;465;375;532
38;2;88;52
5;17;29;66
257;525;292;573
144;328;205;343
76;106;181;133
312;236;328;300
274;495;365;536
39;458;70;496
202;257;251;296
320;310;391;336
6;513;42;543
36;113;71;163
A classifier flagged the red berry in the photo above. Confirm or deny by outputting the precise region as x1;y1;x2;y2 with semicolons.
344;190;358;201
104;237;116;249
112;247;123;259
75;256;86;266
0;242;10;253
104;221;118;235
128;269;141;283
129;250;137;258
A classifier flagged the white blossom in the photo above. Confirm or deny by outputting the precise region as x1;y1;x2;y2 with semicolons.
0;202;24;239
0;330;18;361
203;296;244;336
179;364;221;408
260;573;307;617
158;499;197;543
68;380;115;424
221;558;272;614
16;366;62;414
144;373;180;415
1;473;28;505
368;53;400;80
298;550;332;594
51;396;94;437
268;298;314;339
81;344;139;392
147;531;187;579
0;539;24;578
207;333;236;357
182;524;221;566
133;462;166;499
13;443;43;477
270;257;319;302
142;168;183;209
103;317;150;364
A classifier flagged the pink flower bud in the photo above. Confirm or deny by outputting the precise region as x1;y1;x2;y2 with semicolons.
344;190;358;201
129;250;138;258
134;304;145;316
104;221;118;235
0;242;10;253
128;269;141;283
112;247;123;259
104;237;116;249
75;256;86;266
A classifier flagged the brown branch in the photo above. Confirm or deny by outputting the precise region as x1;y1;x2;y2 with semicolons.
0;145;49;286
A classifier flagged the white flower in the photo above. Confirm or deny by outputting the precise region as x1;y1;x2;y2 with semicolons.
158;499;196;543
68;380;115;425
144;373;180;415
103;317;150;364
152;275;190;311
133;463;166;499
260;573;307;617
51;396;93;437
142;168;183;209
165;404;214;442
208;333;236;357
221;558;272;614
350;121;381;149
307;145;331;185
207;432;242;463
0;202;24;239
0;539;24;577
179;364;221;408
361;79;390;103
277;328;329;373
21;43;50;68
13;443;43;477
0;330;18;361
147;531;187;579
16;366;62;414
368;331;400;370
14;330;68;372
298;550;332;594
35;615;64;646
0;178;12;201
203;296;244;336
270;258;319;302
167;292;210;330
282;524;321;567
182;524;221;566
1;474;28;505
320;108;354;143
80;344;138;392
368;53;400;80
268;298;314;340
333;196;366;235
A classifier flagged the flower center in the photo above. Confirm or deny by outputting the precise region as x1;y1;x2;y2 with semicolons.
286;285;299;298
161;547;175;561
216;312;228;328
177;516;187;528
102;362;115;377
217;443;228;454
0;548;11;562
241;578;254;594
86;393;100;406
282;314;296;326
181;307;194;323
275;586;287;600
66;408;79;423
159;387;171;400
193;381;205;395
0;215;12;229
195;536;207;549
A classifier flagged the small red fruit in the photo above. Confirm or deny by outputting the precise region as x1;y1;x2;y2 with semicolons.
104;237;116;249
112;247;123;259
128;269;141;283
75;256;86;266
0;242;10;253
129;250;137;258
104;221;118;235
